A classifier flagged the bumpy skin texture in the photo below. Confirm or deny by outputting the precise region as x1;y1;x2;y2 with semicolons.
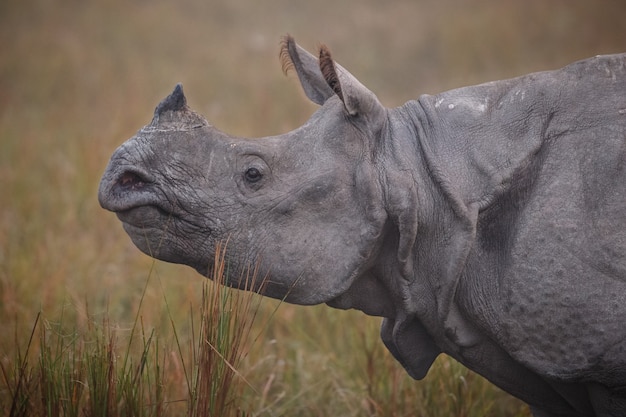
99;37;626;416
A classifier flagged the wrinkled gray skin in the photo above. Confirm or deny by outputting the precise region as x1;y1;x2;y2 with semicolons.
99;37;626;417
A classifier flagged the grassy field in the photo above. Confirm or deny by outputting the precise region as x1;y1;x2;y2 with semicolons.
1;0;624;415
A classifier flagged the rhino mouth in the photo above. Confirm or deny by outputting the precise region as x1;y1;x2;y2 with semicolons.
116;205;175;231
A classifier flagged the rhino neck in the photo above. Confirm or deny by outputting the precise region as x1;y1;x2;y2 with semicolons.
379;101;489;354
326;105;431;320
360;108;442;309
331;102;497;379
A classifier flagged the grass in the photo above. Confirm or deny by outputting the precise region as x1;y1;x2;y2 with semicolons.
1;282;530;417
1;0;624;416
1;243;268;417
185;243;266;417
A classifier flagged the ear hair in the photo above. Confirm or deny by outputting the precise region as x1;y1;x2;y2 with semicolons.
278;35;335;105
279;35;296;75
318;45;344;101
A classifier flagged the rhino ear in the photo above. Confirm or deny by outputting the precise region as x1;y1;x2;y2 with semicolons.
280;35;335;105
318;45;385;122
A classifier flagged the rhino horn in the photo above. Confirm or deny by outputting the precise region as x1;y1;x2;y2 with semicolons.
149;83;209;129
155;83;187;115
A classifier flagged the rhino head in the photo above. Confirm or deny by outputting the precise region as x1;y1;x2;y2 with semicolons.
99;36;416;317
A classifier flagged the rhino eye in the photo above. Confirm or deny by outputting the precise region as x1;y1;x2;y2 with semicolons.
244;167;263;183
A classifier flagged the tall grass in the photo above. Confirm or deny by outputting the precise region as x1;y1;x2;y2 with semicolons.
186;243;266;417
1;278;530;417
1;244;269;417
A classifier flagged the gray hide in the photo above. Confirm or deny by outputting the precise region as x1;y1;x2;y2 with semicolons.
99;36;626;417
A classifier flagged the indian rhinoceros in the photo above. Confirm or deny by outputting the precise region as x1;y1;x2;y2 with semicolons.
98;36;626;416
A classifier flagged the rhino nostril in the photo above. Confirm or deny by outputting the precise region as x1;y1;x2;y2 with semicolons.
118;171;149;190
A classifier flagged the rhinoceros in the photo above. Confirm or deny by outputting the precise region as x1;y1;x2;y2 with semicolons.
99;36;626;416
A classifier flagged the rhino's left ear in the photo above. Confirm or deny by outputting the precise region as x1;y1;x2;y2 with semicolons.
318;45;386;123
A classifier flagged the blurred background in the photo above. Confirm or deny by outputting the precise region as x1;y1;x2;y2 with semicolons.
1;0;624;415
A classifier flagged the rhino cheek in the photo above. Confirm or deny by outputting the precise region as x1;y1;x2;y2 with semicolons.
248;217;366;304
235;168;387;304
